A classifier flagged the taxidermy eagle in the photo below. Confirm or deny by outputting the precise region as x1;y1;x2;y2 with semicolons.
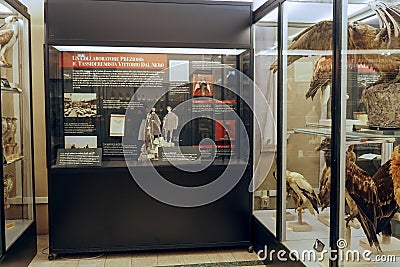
344;145;382;251
315;137;332;210
0;16;19;68
285;170;320;215
316;137;358;211
315;139;400;251
270;1;400;99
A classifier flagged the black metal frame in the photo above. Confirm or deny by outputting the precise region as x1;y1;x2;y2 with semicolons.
330;1;343;266
0;0;36;265
252;1;344;267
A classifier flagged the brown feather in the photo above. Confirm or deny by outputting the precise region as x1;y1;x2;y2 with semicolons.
0;29;13;46
345;146;381;251
390;146;400;206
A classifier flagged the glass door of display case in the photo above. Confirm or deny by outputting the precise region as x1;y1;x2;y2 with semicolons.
253;3;278;238
341;1;400;266
0;0;34;259
46;46;252;168
254;0;400;266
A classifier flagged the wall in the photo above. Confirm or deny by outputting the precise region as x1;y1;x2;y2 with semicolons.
20;0;48;235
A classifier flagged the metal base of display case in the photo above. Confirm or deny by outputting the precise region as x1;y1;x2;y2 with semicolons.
48;165;252;254
252;216;306;267
0;222;36;267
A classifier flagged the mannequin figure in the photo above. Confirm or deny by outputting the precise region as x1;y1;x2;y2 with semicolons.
145;108;161;151
163;106;178;143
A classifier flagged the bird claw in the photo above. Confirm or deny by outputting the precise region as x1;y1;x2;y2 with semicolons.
345;214;356;227
0;58;12;68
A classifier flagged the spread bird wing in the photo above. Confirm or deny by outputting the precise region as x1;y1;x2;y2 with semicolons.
373;160;395;208
372;2;400;44
0;29;13;46
371;159;398;235
269;2;400;100
270;20;333;72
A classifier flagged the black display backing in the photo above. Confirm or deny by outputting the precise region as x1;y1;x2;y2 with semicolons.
48;165;252;253
45;0;252;48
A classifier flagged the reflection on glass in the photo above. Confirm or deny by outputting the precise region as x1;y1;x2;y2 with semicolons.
0;8;34;253
48;47;251;168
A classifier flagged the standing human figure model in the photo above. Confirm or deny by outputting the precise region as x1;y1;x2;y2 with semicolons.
163;106;178;143
145;108;161;152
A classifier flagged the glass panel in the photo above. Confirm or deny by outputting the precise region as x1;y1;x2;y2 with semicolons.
253;5;278;237
1;5;34;252
47;46;251;168
343;1;400;265
281;1;333;266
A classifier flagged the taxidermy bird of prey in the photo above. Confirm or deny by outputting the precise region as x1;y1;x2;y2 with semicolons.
270;1;400;99
285;170;320;215
371;156;399;245
315;139;400;251
315;137;332;210
0;16;19;68
344;145;382;251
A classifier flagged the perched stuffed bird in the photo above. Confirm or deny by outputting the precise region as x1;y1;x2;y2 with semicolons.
315;137;332;210
0;16;19;68
270;1;400;99
315;139;400;251
344;145;382;251
371;157;399;244
286;170;320;215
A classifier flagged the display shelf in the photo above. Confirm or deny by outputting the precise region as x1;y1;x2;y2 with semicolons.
4;220;33;250
292;127;400;141
1;87;23;93
284;50;332;56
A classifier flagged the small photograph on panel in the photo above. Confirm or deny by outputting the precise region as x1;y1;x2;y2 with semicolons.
215;120;235;141
65;136;97;149
192;74;213;97
169;60;189;82
64;93;97;117
110;114;126;137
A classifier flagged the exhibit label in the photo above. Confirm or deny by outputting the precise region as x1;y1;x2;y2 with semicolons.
61;52;168;70
56;148;102;167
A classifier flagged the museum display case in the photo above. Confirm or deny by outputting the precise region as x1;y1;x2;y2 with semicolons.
253;1;400;266
45;0;253;258
0;0;36;265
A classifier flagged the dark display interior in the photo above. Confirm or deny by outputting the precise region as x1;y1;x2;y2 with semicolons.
47;47;251;167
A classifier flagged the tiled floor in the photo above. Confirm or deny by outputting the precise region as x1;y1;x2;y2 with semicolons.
29;235;266;267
